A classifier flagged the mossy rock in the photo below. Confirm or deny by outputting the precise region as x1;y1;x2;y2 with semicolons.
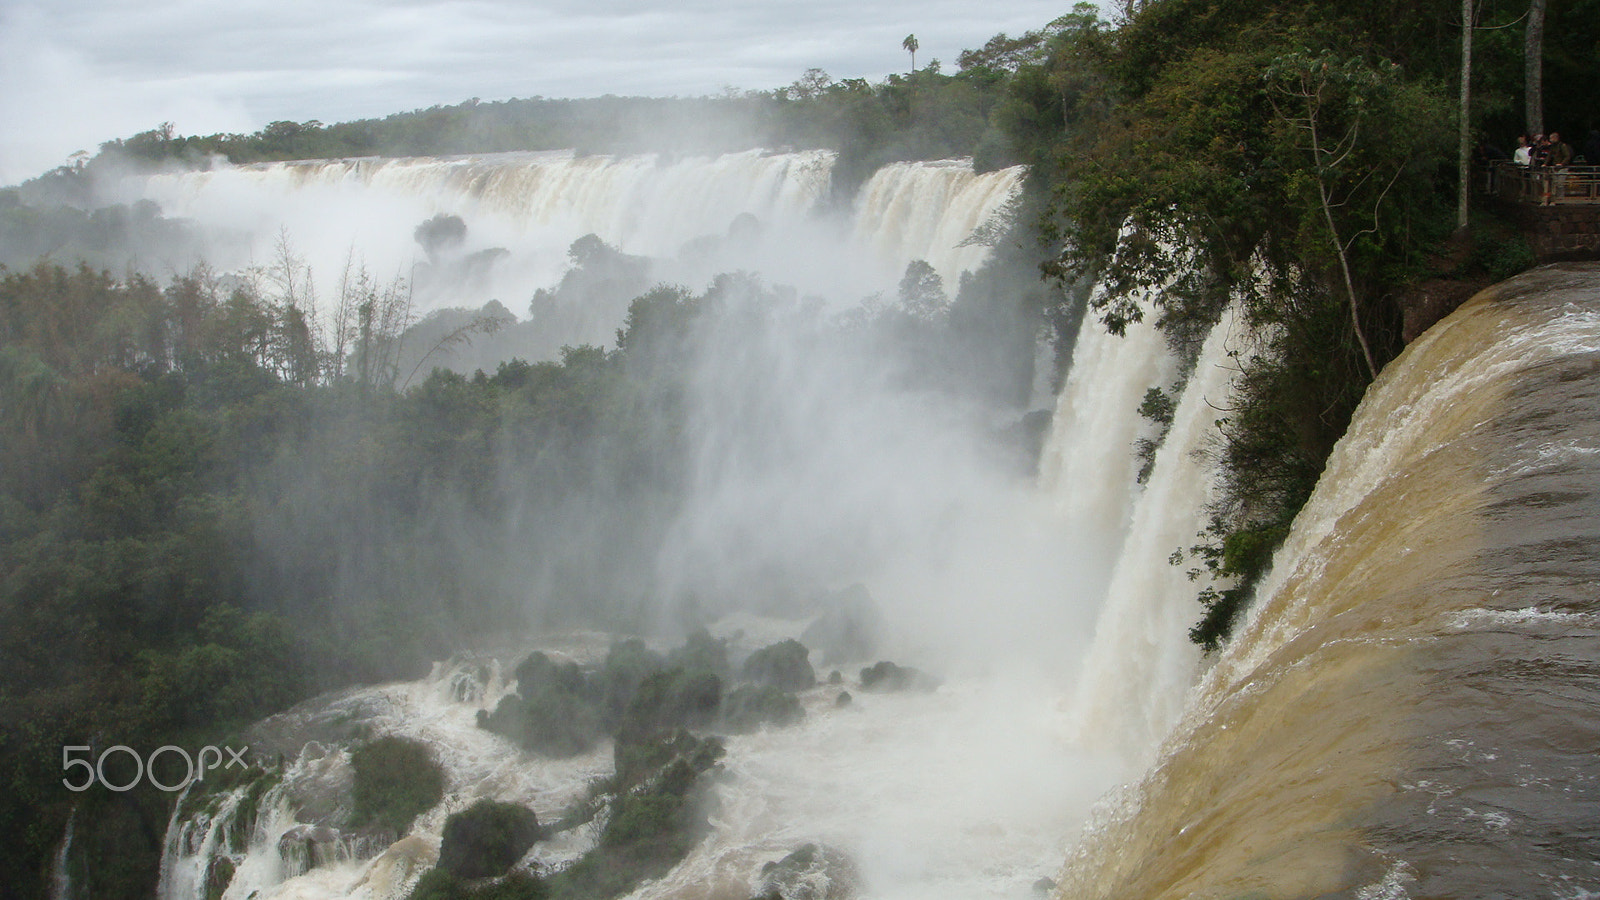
438;799;543;879
349;736;446;834
740;640;815;692
665;628;731;679
857;661;938;693
479;651;604;756
617;669;722;742
721;684;805;733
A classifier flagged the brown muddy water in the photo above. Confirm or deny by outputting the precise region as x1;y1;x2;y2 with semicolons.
1061;263;1600;900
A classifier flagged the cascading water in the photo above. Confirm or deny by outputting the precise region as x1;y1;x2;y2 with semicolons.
1059;263;1600;899
850;159;1025;287
144;148;1247;900
1035;289;1180;609
49;810;76;900
119;151;1024;327
1062;303;1247;766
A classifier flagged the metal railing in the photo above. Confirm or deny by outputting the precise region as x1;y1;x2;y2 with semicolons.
1486;161;1600;205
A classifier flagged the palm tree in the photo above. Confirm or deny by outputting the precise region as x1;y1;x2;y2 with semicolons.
903;34;919;72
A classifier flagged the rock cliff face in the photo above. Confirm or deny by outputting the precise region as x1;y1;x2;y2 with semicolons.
1061;263;1600;900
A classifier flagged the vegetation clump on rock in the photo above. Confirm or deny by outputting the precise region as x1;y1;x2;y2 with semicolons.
721;684;806;733
437;799;543;879
349;736;447;834
740;639;817;692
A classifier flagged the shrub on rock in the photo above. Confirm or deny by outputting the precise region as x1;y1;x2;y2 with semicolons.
350;736;446;834
740;640;815;692
478;652;603;757
618;670;722;742
666;628;731;680
438;799;542;879
721;684;805;733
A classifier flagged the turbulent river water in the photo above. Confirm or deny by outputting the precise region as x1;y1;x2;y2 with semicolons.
1062;263;1600;900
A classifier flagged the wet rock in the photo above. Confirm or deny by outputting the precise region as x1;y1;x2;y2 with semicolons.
834;691;852;708
753;843;860;900
203;855;234;900
858;661;939;693
1032;876;1057;894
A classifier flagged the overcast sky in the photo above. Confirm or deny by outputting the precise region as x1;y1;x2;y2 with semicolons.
0;0;1077;184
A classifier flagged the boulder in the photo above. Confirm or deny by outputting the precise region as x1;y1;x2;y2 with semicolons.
858;661;939;693
752;843;860;900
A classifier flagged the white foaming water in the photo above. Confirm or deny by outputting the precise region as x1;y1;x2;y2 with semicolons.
49;810;75;900
160;645;617;900
122;151;1022;325
1037;302;1178;589
647;675;1117;900
851;160;1025;288
1063;304;1247;766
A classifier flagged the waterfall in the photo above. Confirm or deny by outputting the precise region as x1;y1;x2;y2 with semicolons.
1037;310;1175;542
1059;263;1600;899
121;151;1023;328
850;159;1025;288
49;810;75;900
1062;303;1247;765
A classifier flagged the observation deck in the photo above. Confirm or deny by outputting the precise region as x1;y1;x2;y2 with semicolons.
1484;162;1600;259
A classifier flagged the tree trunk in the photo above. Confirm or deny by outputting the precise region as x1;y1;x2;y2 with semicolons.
1458;0;1474;231
1525;0;1547;136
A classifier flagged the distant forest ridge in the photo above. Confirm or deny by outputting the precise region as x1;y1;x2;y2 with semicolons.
80;42;1057;180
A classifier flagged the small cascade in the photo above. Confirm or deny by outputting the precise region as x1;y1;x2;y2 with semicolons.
123;151;1017;330
1037;303;1178;567
849;160;1025;287
49;810;75;900
158;646;612;900
1062;303;1248;765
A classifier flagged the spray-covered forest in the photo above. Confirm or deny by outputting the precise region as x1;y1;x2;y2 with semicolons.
3;0;1599;894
